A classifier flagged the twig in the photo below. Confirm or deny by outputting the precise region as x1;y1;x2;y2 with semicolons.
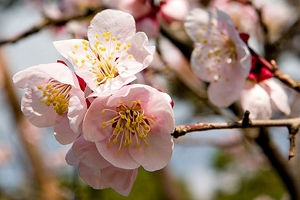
172;111;300;158
0;6;103;46
270;60;300;93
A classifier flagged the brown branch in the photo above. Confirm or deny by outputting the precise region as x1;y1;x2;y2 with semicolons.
172;111;300;158
270;60;300;93
0;6;103;46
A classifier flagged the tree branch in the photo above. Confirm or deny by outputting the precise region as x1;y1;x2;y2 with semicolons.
0;6;103;46
172;111;300;158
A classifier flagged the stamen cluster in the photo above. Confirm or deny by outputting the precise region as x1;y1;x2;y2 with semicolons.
100;100;155;154
37;79;71;116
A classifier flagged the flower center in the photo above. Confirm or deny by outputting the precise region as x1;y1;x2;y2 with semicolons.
36;79;72;116
73;32;134;86
100;100;155;155
195;23;237;82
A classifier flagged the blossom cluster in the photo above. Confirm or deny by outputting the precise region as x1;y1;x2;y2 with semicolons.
13;9;175;196
184;8;290;119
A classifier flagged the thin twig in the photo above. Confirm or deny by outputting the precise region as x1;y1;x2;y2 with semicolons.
172;111;300;158
0;7;103;46
270;60;300;93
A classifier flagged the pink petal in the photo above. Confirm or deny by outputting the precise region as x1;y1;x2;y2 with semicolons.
78;162;138;196
83;96;115;142
207;62;248;107
88;9;136;46
117;32;155;75
240;81;272;119
160;0;189;22
68;93;87;134
184;8;217;43
21;89;57;127
101;166;138;196
130;126;174;171
78;162;109;189
54;114;80;145
261;79;291;116
72;136;111;169
65;148;79;166
96;140;140;170
53;39;97;91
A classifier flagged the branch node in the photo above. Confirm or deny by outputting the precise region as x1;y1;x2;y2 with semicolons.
242;110;252;127
172;126;187;138
288;126;299;160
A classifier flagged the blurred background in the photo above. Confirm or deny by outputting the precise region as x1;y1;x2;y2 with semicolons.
1;0;300;199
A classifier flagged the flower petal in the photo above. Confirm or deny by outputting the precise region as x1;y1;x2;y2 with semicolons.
21;89;57;127
78;162;137;196
96;140;140;170
72;136;111;169
117;32;155;75
130;125;174;171
68;93;87;134
65;148;79;166
101;166;138;196
240;81;272;119
54;114;80;145
184;8;217;43
83;96;115;142
13;63;76;88
88;9;136;46
261;79;291;116
207;62;248;107
78;162;109;189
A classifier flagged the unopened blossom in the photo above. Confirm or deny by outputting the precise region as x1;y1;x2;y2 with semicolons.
83;84;175;171
185;8;251;107
13;63;87;144
240;49;290;119
66;136;138;196
54;9;155;94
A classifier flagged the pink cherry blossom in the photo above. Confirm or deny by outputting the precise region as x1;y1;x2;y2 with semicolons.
184;8;251;107
13;63;87;144
83;84;175;171
66;136;138;196
54;9;155;95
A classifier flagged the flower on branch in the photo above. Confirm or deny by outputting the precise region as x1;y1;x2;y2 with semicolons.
13;63;87;144
184;8;251;107
54;9;155;95
240;48;290;119
83;84;175;171
66;136;138;196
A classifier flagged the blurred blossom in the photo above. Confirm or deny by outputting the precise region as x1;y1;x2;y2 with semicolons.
0;145;11;167
110;0;189;38
83;84;175;171
212;0;259;34
54;9;155;94
185;8;251;107
66;136;138;196
259;0;297;42
240;37;290;119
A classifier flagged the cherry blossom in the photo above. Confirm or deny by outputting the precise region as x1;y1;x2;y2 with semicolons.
240;49;290;119
54;9;155;95
185;8;251;107
13;63;87;144
83;84;175;171
66;136;137;196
